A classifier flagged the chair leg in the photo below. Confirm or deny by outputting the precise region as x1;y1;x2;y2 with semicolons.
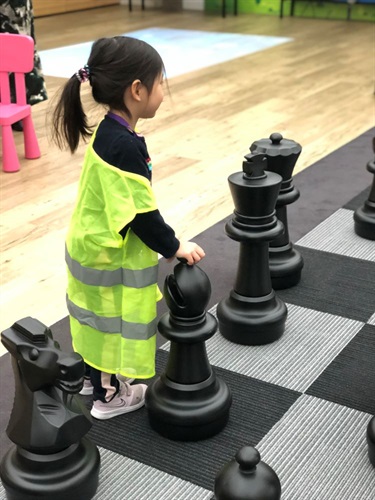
291;0;295;16
22;115;41;160
1;125;21;173
280;0;284;18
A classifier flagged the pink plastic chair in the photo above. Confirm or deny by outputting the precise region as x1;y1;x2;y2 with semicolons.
0;33;41;173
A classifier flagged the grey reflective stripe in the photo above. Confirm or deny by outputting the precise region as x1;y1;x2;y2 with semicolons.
67;297;157;340
65;246;158;288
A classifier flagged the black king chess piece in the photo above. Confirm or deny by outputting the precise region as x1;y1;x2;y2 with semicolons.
250;132;303;289
0;317;100;500
217;153;288;345
145;260;232;441
354;137;375;240
213;446;281;500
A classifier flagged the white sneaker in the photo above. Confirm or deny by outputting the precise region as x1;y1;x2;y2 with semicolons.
79;378;94;396
79;375;135;396
90;381;147;420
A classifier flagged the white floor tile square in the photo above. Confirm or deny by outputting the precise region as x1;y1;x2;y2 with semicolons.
256;395;375;500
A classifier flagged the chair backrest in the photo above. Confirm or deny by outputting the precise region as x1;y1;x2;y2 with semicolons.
0;33;35;106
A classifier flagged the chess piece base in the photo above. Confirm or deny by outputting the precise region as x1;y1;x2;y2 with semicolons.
269;243;304;289
354;202;375;240
0;437;100;500
217;290;287;345
146;372;232;441
367;416;375;467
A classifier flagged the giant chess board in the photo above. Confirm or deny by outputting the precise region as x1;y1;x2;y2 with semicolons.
77;193;374;500
1;138;374;499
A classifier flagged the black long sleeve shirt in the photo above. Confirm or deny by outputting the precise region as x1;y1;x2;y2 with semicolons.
93;115;180;259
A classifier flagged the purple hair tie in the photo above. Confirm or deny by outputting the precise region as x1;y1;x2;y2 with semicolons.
75;64;91;83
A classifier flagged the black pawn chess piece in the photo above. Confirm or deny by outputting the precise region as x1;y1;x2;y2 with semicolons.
213;446;281;500
0;317;100;500
217;153;288;345
354;138;375;240
250;132;303;289
367;416;375;467
145;260;232;441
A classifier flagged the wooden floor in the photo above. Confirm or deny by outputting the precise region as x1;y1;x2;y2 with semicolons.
0;6;374;354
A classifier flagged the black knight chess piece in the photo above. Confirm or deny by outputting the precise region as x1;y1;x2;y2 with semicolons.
367;416;375;467
213;446;281;500
0;317;100;500
250;132;303;289
217;153;288;345
354;137;375;240
145;260;232;441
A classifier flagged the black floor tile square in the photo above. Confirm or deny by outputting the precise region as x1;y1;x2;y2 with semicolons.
306;323;375;415
277;246;375;323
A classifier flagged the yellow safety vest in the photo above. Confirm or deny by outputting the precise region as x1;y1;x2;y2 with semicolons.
65;127;162;379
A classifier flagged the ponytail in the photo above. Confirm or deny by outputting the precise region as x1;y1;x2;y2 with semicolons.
52;36;164;154
52;74;93;153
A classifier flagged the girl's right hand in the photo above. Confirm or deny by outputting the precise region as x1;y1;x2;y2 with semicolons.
173;241;205;266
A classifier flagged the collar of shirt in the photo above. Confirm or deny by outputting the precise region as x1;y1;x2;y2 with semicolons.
106;112;144;138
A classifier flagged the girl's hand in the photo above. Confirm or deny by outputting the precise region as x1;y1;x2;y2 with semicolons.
173;241;205;265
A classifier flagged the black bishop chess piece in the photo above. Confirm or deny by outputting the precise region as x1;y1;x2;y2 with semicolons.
250;132;303;289
217;153;288;345
367;416;375;467
145;259;232;441
213;446;281;500
353;137;375;240
0;317;100;500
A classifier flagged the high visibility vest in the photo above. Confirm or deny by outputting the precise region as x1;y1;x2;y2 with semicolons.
65;127;162;379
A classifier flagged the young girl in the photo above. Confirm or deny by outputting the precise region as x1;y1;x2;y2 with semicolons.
52;36;205;420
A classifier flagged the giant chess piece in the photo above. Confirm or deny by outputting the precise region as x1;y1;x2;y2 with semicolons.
250;132;303;289
145;260;232;441
0;317;100;500
213;446;281;500
354;138;375;240
367;416;375;467
217;153;288;345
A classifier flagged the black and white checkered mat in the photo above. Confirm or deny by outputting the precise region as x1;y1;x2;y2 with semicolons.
89;198;375;500
40;197;375;500
1;163;374;500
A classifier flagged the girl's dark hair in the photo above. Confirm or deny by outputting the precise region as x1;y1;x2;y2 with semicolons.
52;36;164;153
